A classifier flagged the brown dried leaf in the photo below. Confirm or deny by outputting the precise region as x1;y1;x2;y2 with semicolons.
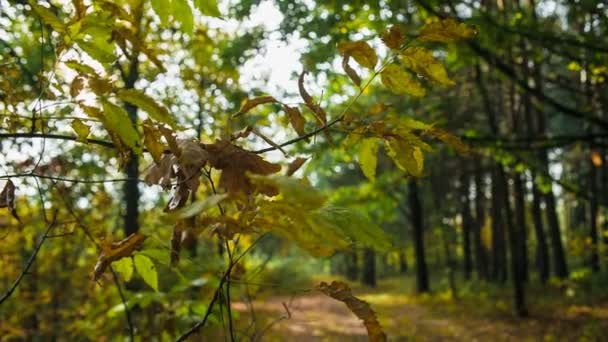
70;76;85;98
428;128;469;155
93;233;146;281
88;76;113;96
342;55;361;87
318;281;387;342
0;180;19;222
231;126;253;140
284;105;306;137
159;125;180;157
298;71;327;126
205;139;281;195
286;157;308;176
234;95;277;117
381;25;405;49
143;153;175;189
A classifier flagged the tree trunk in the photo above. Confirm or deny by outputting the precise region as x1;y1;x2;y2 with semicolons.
460;172;473;280
513;173;529;283
361;248;376;287
409;179;429;293
491;166;508;283
474;161;489;280
500;168;528;316
589;153;600;272
346;251;359;281
531;175;550;283
399;251;408;274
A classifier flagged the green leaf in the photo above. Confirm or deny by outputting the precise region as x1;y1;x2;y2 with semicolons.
194;0;221;17
151;0;170;26
139;248;171;266
358;138;379;181
314;206;392;251
134;254;159;291
173;0;194;34
77;41;115;63
113;258;134;282
117;89;177;128
384;137;424;177
29;1;65;32
100;99;142;155
401;47;454;86
380;64;426;97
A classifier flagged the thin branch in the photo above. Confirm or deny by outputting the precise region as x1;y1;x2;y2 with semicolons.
0;132;115;148
0;210;57;306
0;173;138;184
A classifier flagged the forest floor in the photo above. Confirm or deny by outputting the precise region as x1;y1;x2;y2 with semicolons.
231;276;608;341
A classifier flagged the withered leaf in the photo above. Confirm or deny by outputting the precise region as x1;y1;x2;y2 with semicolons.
205;139;281;195
0;180;19;221
298;71;327;126
234;95;277;117
88;76;113;96
93;233;146;281
70;76;85;98
286;157;308;176
283;105;306;137
159;125;180;157
143;153;175;189
318;281;387;342
381;25;405;50
337;41;378;69
342;55;361;88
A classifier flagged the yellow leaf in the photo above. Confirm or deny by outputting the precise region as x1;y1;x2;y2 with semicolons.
101;99;142;155
142;120;165;164
337;41;378;69
134;254;158;291
401;47;455;86
234;95;277;117
358;138;379;181
384;137;424;176
117;89;177;128
318;281;387;342
418;18;477;43
71;119;90;143
380;64;426;97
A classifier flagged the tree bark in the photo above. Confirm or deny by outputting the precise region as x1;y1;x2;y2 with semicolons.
460;172;473;280
409;179;429;293
513;173;529;283
361;248;376;287
474;161;489;280
531;175;550;283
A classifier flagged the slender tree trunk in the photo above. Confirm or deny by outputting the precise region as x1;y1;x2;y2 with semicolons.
491;166;508;283
460;172;473;280
399;251;408;274
544;186;569;278
361;248;376;287
474;161;489;280
589;150;600;272
499;167;528;316
531;175;550;283
513;173;529;283
409;179;429;293
346;251;359;281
